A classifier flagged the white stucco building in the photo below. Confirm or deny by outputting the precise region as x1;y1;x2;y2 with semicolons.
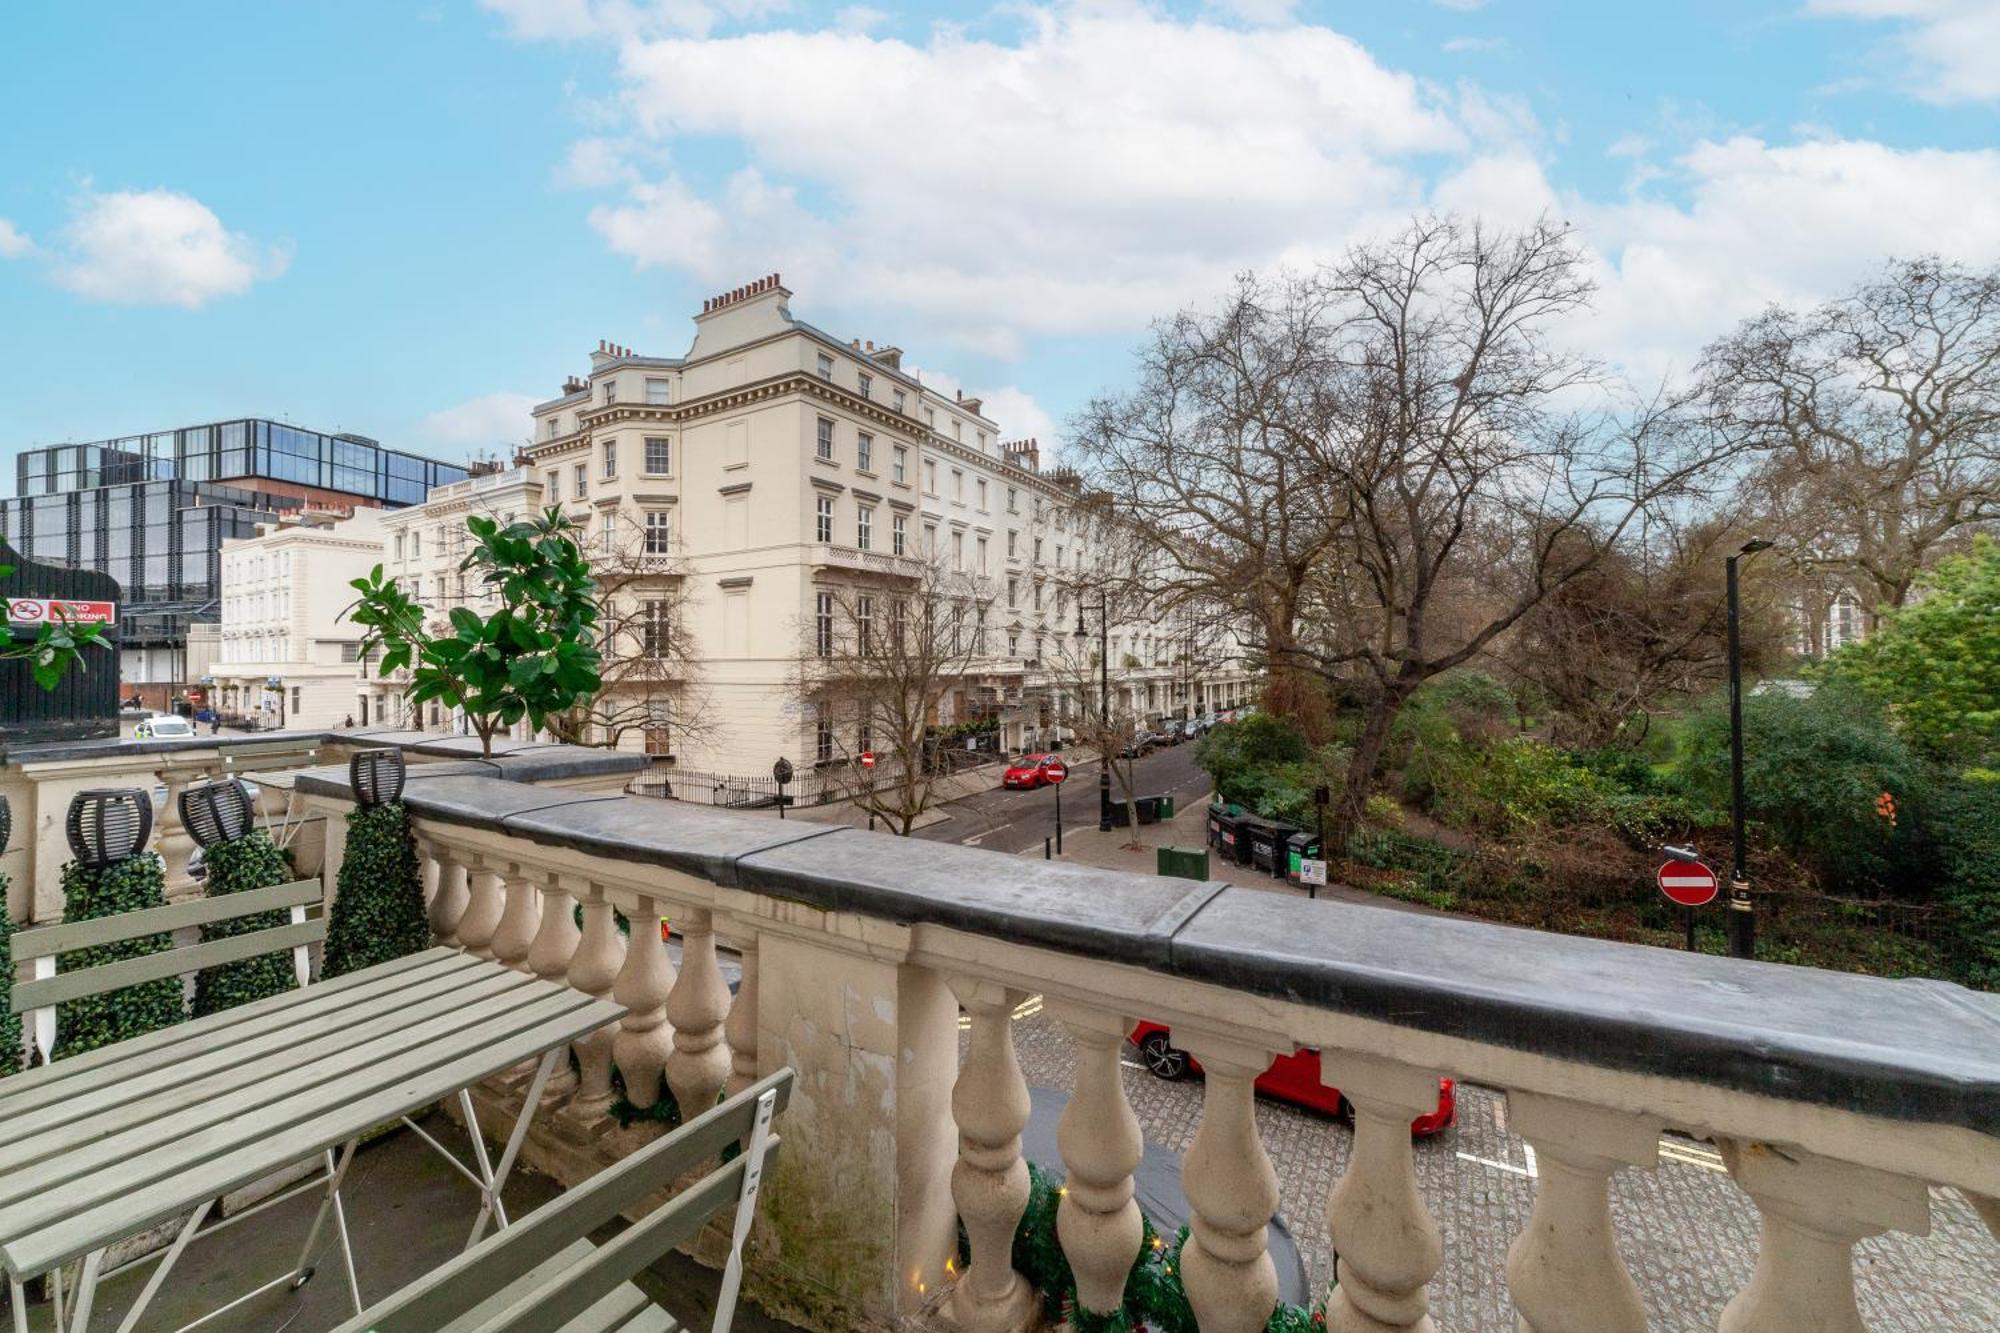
208;507;388;730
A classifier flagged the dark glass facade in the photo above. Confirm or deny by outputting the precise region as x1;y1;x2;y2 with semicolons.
15;419;467;507
4;419;468;654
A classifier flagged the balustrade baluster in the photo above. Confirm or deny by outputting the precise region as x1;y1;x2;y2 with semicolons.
1504;1092;1658;1333
1322;1051;1444;1333
563;878;625;1122
945;976;1039;1332
456;856;506;961
1717;1141;1929;1333
490;860;539;973
426;843;470;948
610;895;676;1111
526;868;583;1099
1179;1033;1280;1333
1048;1001;1143;1316
154;765;203;894
664;907;731;1120
722;926;759;1099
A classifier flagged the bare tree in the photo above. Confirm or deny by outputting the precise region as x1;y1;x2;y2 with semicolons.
1700;257;2000;624
546;512;713;755
793;560;997;835
1070;272;1347;737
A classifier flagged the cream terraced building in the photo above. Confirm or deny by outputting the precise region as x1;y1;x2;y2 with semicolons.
367;276;1257;775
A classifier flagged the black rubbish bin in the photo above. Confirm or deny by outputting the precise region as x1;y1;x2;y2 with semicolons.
1285;831;1324;885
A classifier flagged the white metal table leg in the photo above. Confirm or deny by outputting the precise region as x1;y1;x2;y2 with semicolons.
64;1250;103;1333
9;1277;29;1333
112;1204;212;1333
289;1141;360;1303
460;1048;561;1250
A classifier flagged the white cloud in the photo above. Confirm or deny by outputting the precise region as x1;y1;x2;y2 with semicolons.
905;365;1060;453
1805;0;2000;103
1442;35;1505;53
52;189;288;308
0;219;31;259
555;137;640;188
588;10;1459;346
833;5;886;33
421;392;539;448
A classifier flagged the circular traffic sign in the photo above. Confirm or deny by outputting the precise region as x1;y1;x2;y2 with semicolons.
1044;760;1068;784
860;751;876;769
1657;858;1718;908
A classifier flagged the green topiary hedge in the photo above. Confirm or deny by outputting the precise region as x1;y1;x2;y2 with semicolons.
193;831;299;1018
54;854;183;1061
323;802;430;978
0;874;21;1078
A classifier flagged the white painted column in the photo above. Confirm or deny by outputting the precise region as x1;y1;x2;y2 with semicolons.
664;906;732;1119
527;868;583;1100
1717;1142;1930;1333
945;976;1039;1333
489;859;539;974
425;842;470;948
1322;1051;1445;1333
610;894;676;1111
1504;1092;1659;1333
722;925;759;1100
153;764;204;897
456;856;506;962
1048;1000;1143;1316
1179;1032;1281;1333
562;877;625;1123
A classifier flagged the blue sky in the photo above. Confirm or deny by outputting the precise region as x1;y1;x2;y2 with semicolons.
1;0;1995;471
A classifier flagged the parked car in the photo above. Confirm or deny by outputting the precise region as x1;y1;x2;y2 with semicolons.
1116;731;1159;759
132;714;196;741
1002;753;1067;790
1130;1021;1456;1135
1158;720;1189;744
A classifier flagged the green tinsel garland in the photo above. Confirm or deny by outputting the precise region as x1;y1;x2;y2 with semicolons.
968;1161;1328;1332
52;855;184;1061
0;874;21;1078
323;802;430;978
192;831;299;1018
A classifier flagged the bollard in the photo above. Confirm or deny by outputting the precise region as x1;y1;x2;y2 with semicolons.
1044;836;1052;860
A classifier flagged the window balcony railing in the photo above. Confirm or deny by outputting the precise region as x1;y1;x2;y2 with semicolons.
815;543;923;579
7;736;1996;1332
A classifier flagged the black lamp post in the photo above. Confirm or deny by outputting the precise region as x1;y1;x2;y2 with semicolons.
0;794;11;858
181;778;256;850
1074;595;1112;832
66;789;154;870
350;747;407;809
1726;538;1773;961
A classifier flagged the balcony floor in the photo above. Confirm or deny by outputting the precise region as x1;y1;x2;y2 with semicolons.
12;1110;804;1333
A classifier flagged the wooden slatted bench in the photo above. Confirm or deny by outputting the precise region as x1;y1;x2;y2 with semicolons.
330;1068;793;1333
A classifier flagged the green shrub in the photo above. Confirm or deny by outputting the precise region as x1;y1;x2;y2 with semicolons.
1931;774;2000;988
323;802;430;978
1673;686;1928;895
1363;792;1406;827
0;876;20;1077
1195;714;1311;785
1422;671;1519;740
53;854;184;1061
193;831;299;1018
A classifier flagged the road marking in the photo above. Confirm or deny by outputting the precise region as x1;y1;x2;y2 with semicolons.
1458;1151;1535;1178
1120;1059;1147;1071
1659;1139;1728;1173
957;994;1044;1029
1521;1143;1538;1178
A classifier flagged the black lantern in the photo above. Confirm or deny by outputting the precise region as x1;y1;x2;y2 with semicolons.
350;747;407;808
181;778;256;850
66;788;154;869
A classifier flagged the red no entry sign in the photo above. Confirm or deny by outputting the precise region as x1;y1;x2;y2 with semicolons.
1044;760;1068;784
860;751;876;769
1657;858;1719;908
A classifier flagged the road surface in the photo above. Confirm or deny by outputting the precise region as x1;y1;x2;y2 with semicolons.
912;742;1215;852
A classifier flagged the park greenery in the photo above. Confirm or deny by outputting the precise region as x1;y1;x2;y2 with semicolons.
1197;543;2000;985
349;508;604;758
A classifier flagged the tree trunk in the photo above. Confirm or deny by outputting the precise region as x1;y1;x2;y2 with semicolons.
1332;674;1420;842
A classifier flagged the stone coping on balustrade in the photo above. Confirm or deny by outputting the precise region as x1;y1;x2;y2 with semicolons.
301;769;1999;1138
2;728;647;785
0;729;337;765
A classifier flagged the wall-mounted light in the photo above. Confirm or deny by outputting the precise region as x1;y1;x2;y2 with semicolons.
350;747;406;809
66;789;154;869
181;778;255;850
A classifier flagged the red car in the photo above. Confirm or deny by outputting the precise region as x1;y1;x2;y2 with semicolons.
1130;1022;1456;1136
1003;753;1066;789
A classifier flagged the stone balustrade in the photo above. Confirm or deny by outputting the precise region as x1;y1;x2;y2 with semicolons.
258;757;2000;1332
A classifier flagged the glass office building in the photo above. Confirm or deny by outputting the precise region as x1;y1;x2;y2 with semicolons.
2;419;469;675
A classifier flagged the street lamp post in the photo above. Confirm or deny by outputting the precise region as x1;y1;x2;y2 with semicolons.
1075;595;1112;832
1726;538;1772;961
